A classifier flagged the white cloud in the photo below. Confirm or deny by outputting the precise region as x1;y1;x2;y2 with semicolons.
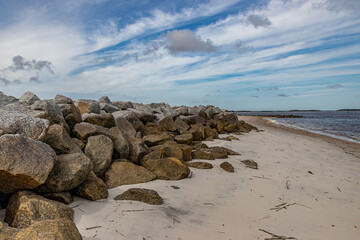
166;29;215;53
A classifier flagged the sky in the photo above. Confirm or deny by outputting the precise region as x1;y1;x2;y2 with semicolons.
0;0;359;110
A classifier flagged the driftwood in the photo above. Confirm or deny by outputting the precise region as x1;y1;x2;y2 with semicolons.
259;229;297;240
270;202;311;211
86;226;102;230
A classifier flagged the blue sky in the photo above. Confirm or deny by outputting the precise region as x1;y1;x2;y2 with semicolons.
0;0;359;110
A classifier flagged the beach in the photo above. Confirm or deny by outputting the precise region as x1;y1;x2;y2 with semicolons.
70;116;360;240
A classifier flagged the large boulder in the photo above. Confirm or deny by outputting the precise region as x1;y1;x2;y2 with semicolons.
158;116;176;131
188;124;205;141
42;192;74;205
174;133;193;145
112;110;145;134
214;112;239;133
144;122;167;135
31;99;69;130
75;99;100;115
142;157;190;180
54;96;82;129
113;116;137;140
109;127;129;159
174;118;190;134
205;106;222;119
209;146;228;159
173;106;189;116
143;133;174;147
112;101;133;110
0;135;56;194
44;124;82;154
128;108;156;123
98;96;119;113
145;141;184;162
204;126;219;139
82;113;115;128
0;221;19;239
0;91;17;108
73;171;108;201
114;188;163;205
191;148;215;160
128;138;150;164
104;162;156;188
0;109;50;141
18;91;40;106
5;191;74;228
84;135;113;176
41;153;93;193
72;122;111;140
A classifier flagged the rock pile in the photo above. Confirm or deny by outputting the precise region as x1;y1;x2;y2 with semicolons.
0;91;258;239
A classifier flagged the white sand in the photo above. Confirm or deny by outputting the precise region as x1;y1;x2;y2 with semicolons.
72;117;360;240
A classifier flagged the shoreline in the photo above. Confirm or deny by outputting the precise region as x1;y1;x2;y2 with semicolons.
240;116;360;159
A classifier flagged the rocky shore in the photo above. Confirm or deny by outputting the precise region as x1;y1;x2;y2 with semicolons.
0;91;257;239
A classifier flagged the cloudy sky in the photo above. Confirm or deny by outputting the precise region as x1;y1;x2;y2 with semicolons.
0;0;359;110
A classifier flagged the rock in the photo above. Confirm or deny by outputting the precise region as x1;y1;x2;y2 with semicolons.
173;106;189;116
187;162;213;169
128;138;150;164
220;162;235;172
98;96;120;113
42;153;93;192
42;192;74;205
72;122;111;140
0;109;50;141
221;135;239;141
0;91;17;108
214;112;239;133
239;122;258;132
73;171;108;201
143;133;174;147
112;110;145;134
180;145;193;162
158;116;176;131
174;133;193;145
198;110;208;119
143;157;190;180
18;91;40;105
5;191;74;228
82;113;115;128
85;135;113;176
174;118;190;134
144;122;167;135
104;162;156;188
56;99;82;129
0;222;19;239
31;100;69;130
210;147;228;159
205;106;222;119
113;116;137;140
75;99;100;115
112;101;133;110
128;108;156;123
0;134;56;194
109;127;129;159
114;188;163;205
204;126;218;139
146;141;184;162
191;148;215;160
71;138;85;150
241;159;258;169
13;219;82;240
44;124;81;154
188;124;205;141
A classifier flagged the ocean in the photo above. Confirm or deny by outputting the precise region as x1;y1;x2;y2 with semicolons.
236;111;360;143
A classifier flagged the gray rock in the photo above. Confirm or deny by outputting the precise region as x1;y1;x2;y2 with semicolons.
0;109;50;141
44;124;82;154
72;122;111;140
0;91;17;108
0;134;56;194
82;113;115;128
73;171;108;201
159;115;176;131
113;115;137;140
128;108;156;123
85;135;113;176
112;101;133;110
109;127;129;159
113;110;145;134
128;138;150;164
143;133;174;147
75;99;100;115
42;153;93;192
18;91;40;105
98;96;119;113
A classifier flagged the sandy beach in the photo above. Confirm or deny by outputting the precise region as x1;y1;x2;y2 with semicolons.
66;116;360;240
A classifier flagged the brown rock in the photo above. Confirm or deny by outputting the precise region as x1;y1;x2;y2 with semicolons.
191;148;215;160
147;141;183;161
75;99;100;115
109;127;129;159
42;153;93;192
174;118;190;134
13;219;82;240
220;162;235;172
104;162;156;188
0;134;56;194
174;133;193;145
241;159;258;169
82;113;115;128
42;192;74;205
112;111;145;134
73;171;108;201
113;116;137;140
142;157;190;180
5;191;74;228
143;133;174;147
144;122;167;135
158;116;176;131
187;162;213;169
188;124;205;141
210;147;228;159
128;138;150;164
85;135;113;176
0;221;19;239
57;101;82;129
72;122;111;140
204;126;218;139
114;188;163;205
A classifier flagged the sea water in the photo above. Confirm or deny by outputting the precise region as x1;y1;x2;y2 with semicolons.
237;111;360;143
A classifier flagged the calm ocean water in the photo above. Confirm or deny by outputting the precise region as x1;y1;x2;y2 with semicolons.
237;111;360;143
